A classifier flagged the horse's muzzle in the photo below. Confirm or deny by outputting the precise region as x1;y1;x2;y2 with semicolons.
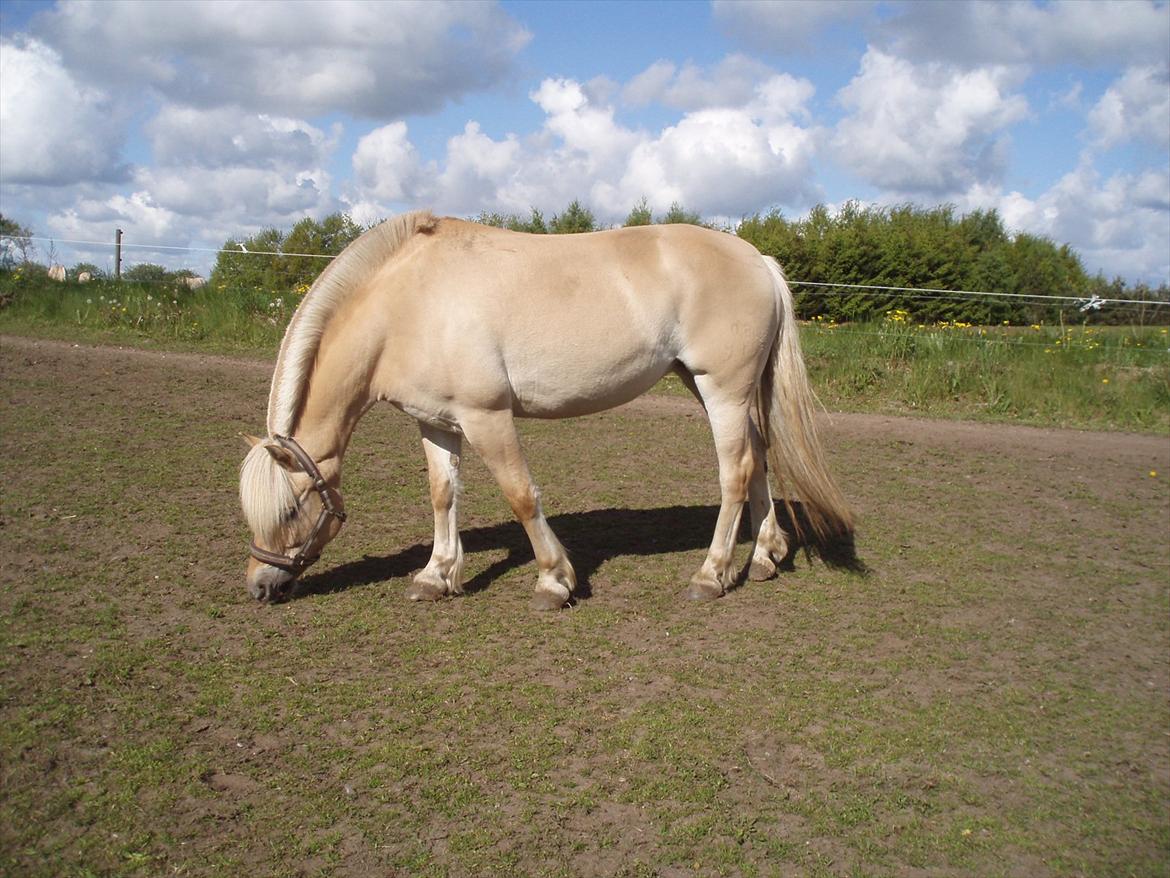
247;566;297;603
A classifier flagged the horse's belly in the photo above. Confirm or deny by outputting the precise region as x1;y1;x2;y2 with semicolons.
507;345;675;418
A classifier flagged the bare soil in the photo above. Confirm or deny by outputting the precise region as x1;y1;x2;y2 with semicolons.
2;335;1168;877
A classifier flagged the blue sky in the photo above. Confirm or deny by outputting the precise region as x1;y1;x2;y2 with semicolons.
1;0;1167;284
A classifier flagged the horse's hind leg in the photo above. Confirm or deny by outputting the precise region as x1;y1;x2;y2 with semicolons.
461;409;576;610
688;385;755;601
747;419;789;581
408;425;465;601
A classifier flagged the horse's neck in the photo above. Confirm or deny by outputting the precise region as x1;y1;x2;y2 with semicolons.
288;334;375;472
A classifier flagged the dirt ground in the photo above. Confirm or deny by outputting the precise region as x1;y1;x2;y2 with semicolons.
2;335;1168;877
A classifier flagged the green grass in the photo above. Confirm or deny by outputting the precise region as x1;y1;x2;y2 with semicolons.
801;316;1170;432
0;272;292;355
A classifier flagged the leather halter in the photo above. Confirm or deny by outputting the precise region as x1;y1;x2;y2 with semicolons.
249;434;346;574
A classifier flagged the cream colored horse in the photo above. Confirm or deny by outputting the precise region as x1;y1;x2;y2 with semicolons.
240;212;852;608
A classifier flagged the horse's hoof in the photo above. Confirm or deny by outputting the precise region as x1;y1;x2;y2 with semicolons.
407;573;450;602
748;557;777;582
531;588;570;611
686;578;724;601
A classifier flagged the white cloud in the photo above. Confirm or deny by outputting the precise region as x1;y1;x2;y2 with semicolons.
33;0;531;119
351;122;424;205
1087;65;1170;151
147;105;339;170
622;55;782;111
0;37;126;185
966;161;1170;282
433;122;522;214
610;110;818;217
48;190;181;249
878;0;1170;68
713;0;876;52
346;72;823;222
137;165;334;220
832;49;1029;196
531;78;642;175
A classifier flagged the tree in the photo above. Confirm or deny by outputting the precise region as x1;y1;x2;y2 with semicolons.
735;201;1093;324
210;227;284;292
550;200;596;234
122;263;172;284
279;213;362;290
624;198;652;227
659;202;702;225
472;208;548;233
0;214;33;268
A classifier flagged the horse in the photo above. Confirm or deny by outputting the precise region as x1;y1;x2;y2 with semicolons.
239;211;853;609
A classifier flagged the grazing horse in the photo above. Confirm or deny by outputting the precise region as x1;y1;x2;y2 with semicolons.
240;212;852;608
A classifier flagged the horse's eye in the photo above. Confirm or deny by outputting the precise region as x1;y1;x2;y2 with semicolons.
283;506;300;523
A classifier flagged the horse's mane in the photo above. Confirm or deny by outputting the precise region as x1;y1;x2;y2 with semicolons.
266;209;438;435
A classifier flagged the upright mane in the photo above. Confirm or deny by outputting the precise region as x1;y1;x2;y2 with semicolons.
266;210;438;435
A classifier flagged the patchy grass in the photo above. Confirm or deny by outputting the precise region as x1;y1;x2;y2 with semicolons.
0;337;1167;877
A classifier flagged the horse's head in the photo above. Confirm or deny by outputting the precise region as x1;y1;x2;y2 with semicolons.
239;434;346;603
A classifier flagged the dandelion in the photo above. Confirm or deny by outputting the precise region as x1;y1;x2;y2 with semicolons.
1101;378;1109;384
1151;470;1158;478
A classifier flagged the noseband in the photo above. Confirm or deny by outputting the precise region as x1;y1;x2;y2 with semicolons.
249;434;347;574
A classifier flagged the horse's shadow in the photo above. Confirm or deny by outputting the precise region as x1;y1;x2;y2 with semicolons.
295;501;862;602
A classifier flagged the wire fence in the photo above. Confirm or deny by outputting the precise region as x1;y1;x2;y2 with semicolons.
4;231;1168;330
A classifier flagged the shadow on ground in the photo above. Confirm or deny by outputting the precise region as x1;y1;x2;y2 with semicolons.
296;501;863;602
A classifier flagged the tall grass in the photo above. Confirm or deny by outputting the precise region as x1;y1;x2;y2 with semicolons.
0;272;300;352
802;311;1170;431
2;273;1168;431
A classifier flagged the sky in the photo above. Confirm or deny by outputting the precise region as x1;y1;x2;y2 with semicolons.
0;0;1167;285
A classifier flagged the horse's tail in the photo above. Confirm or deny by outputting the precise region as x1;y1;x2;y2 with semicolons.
757;255;854;544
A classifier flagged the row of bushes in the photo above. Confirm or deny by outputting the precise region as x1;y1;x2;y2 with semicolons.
4;203;1168;327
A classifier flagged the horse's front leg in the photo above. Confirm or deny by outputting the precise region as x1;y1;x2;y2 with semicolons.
461;409;576;610
407;424;465;601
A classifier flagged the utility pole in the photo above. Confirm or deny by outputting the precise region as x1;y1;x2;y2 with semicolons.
115;228;123;281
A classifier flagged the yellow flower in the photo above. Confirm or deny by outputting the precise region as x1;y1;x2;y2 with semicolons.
1101;378;1109;384
1150;470;1158;478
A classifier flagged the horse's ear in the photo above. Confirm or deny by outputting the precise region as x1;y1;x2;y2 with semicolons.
262;442;300;472
240;433;299;471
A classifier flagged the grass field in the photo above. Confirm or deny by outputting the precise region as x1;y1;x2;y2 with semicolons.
1;334;1167;877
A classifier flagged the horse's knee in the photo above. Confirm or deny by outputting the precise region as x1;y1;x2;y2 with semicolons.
505;483;540;522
